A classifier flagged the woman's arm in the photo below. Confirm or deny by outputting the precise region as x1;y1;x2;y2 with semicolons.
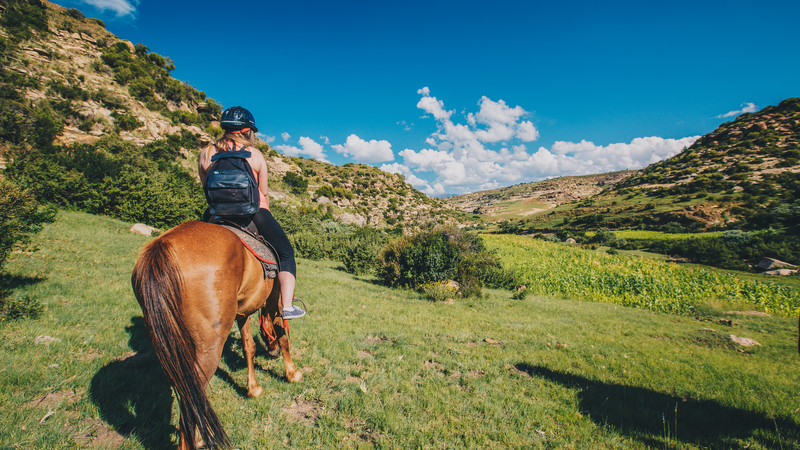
250;148;270;210
198;146;212;184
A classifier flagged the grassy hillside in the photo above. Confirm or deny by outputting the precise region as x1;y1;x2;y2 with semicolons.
1;211;798;448
509;99;800;232
444;171;635;222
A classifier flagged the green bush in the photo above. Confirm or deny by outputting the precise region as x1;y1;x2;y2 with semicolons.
6;134;206;228
0;177;56;274
283;172;308;195
376;226;500;297
1;0;48;42
342;228;386;275
111;110;142;131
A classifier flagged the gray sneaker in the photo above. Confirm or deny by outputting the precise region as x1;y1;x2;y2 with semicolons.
282;305;306;320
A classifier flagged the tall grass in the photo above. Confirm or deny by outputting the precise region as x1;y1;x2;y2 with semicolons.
484;234;800;317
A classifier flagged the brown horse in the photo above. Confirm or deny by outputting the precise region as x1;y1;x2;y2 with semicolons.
131;221;302;449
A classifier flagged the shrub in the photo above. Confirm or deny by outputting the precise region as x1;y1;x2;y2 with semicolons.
0;177;56;274
419;281;459;302
283;172;308;195
111;110;142;131
66;8;85;20
342;228;386;275
376;226;500;297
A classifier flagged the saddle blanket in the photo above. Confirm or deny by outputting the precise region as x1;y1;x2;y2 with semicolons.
219;223;279;279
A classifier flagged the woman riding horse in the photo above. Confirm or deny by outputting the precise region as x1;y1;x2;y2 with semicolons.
198;106;305;320
132;106;305;449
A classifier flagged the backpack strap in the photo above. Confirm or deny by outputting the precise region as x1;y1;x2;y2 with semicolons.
210;150;252;162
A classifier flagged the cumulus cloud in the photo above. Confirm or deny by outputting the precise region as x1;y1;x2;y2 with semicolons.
332;134;394;163
79;0;138;16
274;136;328;162
256;132;275;144
380;162;441;194
717;102;757;118
392;87;700;195
281;132;291;141
469;96;534;143
416;86;453;121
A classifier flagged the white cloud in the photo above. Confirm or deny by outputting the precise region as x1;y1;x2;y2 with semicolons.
416;87;453;121
274;136;328;162
717;102;757;118
281;132;291;141
332;134;394;163
256;132;275;144
394;87;701;195
79;0;138;16
516;121;539;142
380;162;437;194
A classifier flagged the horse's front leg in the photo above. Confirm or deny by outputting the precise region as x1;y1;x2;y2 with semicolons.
237;316;263;398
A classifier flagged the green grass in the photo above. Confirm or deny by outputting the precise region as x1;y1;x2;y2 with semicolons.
1;211;799;448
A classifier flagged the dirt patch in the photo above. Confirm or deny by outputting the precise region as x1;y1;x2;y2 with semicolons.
342;415;383;444
357;350;373;359
78;351;102;361
282;397;323;424
467;369;485;379
423;360;446;377
27;389;84;408
363;335;389;344
73;417;126;447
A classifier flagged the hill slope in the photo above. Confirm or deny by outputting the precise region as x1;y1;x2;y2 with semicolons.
444;171;635;221
0;0;459;230
506;99;800;232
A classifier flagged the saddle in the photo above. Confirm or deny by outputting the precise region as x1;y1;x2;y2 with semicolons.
214;219;279;279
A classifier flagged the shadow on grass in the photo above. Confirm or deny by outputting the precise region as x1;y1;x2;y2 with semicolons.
0;273;45;291
518;363;800;448
89;317;174;449
219;329;290;388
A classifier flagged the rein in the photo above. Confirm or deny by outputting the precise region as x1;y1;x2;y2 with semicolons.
260;313;290;347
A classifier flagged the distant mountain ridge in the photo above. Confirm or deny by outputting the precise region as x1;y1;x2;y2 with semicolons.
444;171;636;220
506;98;800;232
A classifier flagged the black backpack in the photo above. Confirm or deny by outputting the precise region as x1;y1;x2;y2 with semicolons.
203;150;260;218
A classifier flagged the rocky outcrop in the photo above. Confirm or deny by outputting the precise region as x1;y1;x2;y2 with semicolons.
757;257;797;271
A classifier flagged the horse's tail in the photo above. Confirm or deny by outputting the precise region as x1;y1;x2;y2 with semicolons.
132;238;231;449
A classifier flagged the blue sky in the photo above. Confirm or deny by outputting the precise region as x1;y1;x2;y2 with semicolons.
55;0;800;196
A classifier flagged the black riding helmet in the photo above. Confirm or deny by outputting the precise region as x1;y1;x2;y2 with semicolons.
220;106;258;132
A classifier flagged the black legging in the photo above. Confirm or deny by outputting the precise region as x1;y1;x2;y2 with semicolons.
251;208;297;277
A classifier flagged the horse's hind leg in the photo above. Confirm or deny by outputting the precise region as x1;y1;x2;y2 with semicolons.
237;316;264;398
271;320;302;383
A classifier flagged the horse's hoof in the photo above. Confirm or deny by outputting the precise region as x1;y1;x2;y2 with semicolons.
287;371;303;383
248;385;264;398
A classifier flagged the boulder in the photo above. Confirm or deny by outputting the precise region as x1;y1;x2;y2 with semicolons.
335;212;367;227
130;223;158;237
729;335;760;347
763;269;798;276
757;257;797;271
315;196;331;205
565;238;577;244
